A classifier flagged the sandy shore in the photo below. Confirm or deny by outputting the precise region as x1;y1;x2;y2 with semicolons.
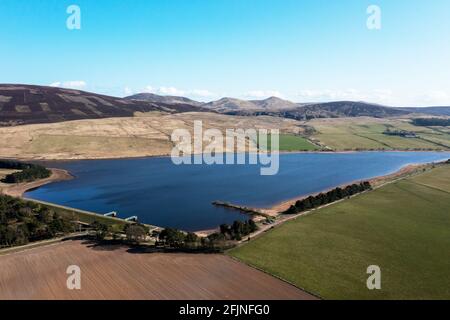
5;149;449;163
0;168;73;197
268;164;428;214
228;162;435;218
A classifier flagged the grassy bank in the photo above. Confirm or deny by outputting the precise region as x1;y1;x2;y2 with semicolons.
259;133;319;151
229;165;450;299
25;198;130;229
277;134;319;151
309;118;450;151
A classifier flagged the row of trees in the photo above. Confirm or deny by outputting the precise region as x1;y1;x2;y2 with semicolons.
156;221;258;251
127;220;258;251
412;118;450;127
0;159;51;183
283;182;372;215
88;223;202;249
382;129;417;138
86;219;260;251
219;220;258;241
0;195;75;248
158;228;199;248
90;220;150;243
155;219;258;250
0;160;36;170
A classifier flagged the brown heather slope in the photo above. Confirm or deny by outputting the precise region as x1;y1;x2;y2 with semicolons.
0;240;315;300
0;112;304;160
0;84;204;126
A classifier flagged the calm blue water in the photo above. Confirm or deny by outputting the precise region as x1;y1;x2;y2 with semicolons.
26;152;450;231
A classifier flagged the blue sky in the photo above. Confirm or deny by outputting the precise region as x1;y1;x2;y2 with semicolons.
0;0;449;106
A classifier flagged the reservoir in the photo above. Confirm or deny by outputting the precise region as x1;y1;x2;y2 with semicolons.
26;152;450;231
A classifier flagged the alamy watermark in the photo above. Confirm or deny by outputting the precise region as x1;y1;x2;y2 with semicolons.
66;5;81;30
366;265;381;290
66;265;81;290
170;121;280;176
367;5;382;30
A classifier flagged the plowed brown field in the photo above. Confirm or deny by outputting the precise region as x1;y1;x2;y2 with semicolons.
0;240;315;300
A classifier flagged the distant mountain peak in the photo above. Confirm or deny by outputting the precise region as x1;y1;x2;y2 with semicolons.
2;84;448;127
250;96;297;110
202;97;258;112
202;96;298;112
0;84;203;126
263;96;285;101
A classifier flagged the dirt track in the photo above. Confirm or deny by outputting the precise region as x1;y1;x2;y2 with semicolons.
0;240;316;300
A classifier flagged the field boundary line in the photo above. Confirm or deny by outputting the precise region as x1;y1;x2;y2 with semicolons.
226;255;322;300
353;133;392;148
227;163;449;301
408;181;450;195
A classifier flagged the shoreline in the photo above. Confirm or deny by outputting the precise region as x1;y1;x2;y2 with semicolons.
264;164;422;214
220;160;446;218
2;149;449;163
0;168;73;198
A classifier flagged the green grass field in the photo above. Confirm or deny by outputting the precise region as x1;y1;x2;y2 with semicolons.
309;118;450;151
229;165;450;299
258;134;319;151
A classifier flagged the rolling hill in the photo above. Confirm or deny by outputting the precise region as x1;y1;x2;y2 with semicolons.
201;97;260;112
294;101;411;118
201;96;299;112
0;84;203;126
249;96;299;110
2;85;449;127
224;101;411;119
402;106;450;116
125;92;203;107
201;98;450;119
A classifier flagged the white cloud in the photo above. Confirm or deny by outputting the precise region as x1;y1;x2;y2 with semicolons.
159;86;186;96
190;89;215;98
144;86;184;96
417;90;449;106
295;89;396;105
294;88;450;107
244;90;283;99
49;80;87;90
143;85;154;93
124;86;133;95
297;89;360;101
143;85;216;100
